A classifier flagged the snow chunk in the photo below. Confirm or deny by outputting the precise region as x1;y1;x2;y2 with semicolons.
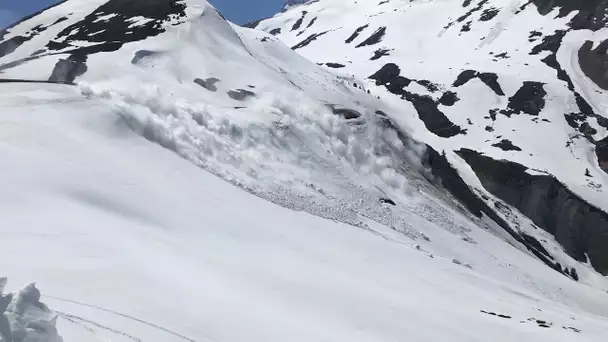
1;281;63;342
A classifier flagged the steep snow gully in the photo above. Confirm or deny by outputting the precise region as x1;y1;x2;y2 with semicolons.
1;0;608;341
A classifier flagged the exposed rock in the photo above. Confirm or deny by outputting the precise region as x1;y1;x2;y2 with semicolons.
421;147;563;273
506;81;546;116
438;91;459;106
228;89;256;101
479;8;500;21
131;49;160;64
415;79;441;93
461;22;472;32
596;136;608;173
291;31;329;49
329;106;361;119
492;139;522;151
457;149;608;275
570;267;579;280
47;0;187;54
380;198;396;206
355;27;386;48
291;11;307;31
579;122;597;136
369;63;412;93
306;17;317;28
445;0;490;29
325;62;345;68
243;18;263;29
370;63;465;138
345;24;369;44
48;54;88;84
194;77;221;92
531;0;608;31
371;48;391;60
578;39;608;90
453;70;504;96
403;92;466;138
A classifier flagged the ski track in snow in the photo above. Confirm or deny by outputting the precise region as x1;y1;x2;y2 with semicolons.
48;296;199;342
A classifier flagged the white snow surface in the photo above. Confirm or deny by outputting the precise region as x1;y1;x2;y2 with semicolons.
258;0;608;222
1;282;63;342
0;0;608;341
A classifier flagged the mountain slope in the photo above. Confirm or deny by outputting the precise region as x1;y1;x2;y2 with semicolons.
254;0;608;275
1;0;608;341
2;80;608;341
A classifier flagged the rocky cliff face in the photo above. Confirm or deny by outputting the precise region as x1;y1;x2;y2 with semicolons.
458;149;608;273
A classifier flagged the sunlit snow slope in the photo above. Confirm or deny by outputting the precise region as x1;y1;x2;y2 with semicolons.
1;0;608;341
254;0;608;275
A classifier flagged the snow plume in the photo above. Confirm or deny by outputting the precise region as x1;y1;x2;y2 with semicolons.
80;81;431;238
1;279;63;342
81;82;412;191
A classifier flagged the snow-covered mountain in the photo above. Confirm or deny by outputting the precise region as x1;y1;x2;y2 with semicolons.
253;0;608;275
282;0;313;11
1;0;608;341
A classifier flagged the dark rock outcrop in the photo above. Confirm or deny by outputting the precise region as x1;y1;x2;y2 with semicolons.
370;63;466;138
48;54;88;84
329;106;361;119
596;136;608;173
380;198;396;206
457;149;608;275
445;0;490;30
479;7;500;21
438;91;459;106
355;27;386;48
194;77;220;92
291;11;307;31
306;17;317;28
506;81;546;116
579;39;608;90
453;70;505;96
325;62;345;68
371;48;390;61
228;89;256;101
47;0;187;54
291;31;329;49
345;24;369;44
131;49;161;64
531;0;608;31
421;147;565;273
492;139;522;151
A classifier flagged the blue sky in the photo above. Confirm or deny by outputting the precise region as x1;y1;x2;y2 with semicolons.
0;0;283;29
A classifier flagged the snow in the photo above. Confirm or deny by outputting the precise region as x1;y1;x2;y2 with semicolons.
259;0;608;276
1;85;608;341
1;0;608;341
